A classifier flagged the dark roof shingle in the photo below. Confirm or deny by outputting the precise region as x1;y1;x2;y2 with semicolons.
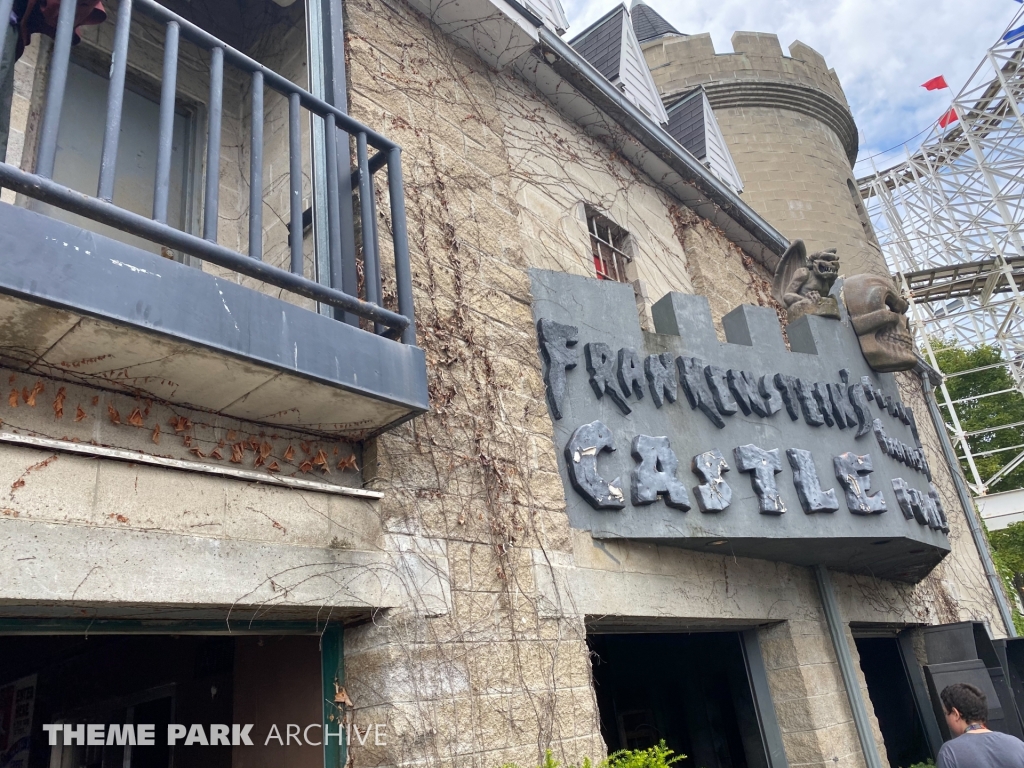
666;90;706;161
569;8;624;82
631;1;682;43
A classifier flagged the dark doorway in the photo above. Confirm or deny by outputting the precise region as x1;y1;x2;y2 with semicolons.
855;637;931;768
0;634;322;768
588;632;769;768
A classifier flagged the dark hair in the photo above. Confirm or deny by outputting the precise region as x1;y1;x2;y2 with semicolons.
941;683;988;724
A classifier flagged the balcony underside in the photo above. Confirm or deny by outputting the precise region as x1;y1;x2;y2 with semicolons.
0;203;428;437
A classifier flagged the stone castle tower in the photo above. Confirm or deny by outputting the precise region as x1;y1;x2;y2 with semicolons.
632;0;888;278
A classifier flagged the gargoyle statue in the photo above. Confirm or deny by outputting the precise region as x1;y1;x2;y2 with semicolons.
771;240;841;323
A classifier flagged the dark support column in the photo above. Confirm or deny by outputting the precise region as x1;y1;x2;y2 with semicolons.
324;0;359;325
306;0;330;294
897;630;944;757
814;564;885;768
321;0;350;118
321;624;347;768
741;629;790;768
308;0;357;323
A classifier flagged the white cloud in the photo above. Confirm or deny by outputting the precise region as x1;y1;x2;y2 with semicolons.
563;0;1022;172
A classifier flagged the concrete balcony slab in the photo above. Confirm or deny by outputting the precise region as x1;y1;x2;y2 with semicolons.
0;203;429;437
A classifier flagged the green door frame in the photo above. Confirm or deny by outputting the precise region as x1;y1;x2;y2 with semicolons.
0;618;348;768
321;624;347;768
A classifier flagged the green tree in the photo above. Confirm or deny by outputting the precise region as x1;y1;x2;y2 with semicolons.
988;521;1024;635
931;341;1024;493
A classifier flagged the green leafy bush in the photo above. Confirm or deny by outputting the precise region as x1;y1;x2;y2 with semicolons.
500;741;685;768
605;742;686;767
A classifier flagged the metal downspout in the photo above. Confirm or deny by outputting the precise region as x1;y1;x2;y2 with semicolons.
814;565;885;768
921;373;1017;636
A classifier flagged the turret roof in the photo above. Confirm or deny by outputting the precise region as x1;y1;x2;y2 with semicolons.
630;0;682;43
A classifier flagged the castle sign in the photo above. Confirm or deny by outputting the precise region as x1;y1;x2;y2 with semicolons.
530;269;950;582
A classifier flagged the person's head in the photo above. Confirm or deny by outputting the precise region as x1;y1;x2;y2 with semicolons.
941;683;988;735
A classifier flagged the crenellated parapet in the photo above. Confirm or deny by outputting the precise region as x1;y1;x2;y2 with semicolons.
642;31;858;163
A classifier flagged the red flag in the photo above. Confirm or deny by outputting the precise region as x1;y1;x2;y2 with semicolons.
922;75;949;91
939;108;958;128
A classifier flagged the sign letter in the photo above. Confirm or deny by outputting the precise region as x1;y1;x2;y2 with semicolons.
928;484;949;532
644;353;677;407
692;449;732;512
678;357;725;428
618;348;645;401
848;381;872;437
827;382;857;428
537;319;578;420
787;449;839;513
773;373;801;421
585;342;631;414
796;379;825;426
734;445;785;514
729;370;770;418
891;478;924;522
565;421;625;509
758;374;783;416
834;452;886;514
704;365;739;416
630;435;691;510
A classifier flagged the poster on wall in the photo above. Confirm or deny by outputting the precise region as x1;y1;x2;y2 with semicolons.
0;675;36;768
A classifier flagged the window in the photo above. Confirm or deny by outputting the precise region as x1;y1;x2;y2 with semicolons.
587;209;632;282
30;54;198;259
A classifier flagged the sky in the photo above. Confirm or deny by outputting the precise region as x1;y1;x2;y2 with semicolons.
562;0;1023;173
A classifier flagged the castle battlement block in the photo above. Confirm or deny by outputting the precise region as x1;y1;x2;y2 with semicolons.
730;31;784;59
637;6;890;278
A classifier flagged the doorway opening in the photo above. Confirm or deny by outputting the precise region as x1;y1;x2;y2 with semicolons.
0;634;324;768
588;632;770;768
854;636;932;768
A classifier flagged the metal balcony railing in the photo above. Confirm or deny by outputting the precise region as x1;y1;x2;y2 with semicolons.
0;0;416;344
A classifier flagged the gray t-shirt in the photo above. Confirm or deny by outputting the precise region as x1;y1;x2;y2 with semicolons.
938;731;1024;768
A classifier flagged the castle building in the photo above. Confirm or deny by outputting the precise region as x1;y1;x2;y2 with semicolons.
634;0;888;278
0;0;1015;767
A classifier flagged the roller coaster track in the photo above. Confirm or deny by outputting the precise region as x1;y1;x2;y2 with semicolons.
856;11;1024;496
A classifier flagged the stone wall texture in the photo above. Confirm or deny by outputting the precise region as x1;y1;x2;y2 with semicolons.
641;32;889;280
341;0;1010;767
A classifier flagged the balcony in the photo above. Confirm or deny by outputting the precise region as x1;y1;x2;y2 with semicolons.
0;0;427;438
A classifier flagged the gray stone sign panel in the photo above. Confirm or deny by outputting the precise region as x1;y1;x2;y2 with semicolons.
530;268;950;582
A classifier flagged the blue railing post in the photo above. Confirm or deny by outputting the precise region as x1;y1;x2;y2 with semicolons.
324;114;344;307
153;21;180;222
35;0;78;178
98;0;134;201
203;46;224;242
2;0;417;342
249;72;264;260
387;148;416;345
357;132;382;334
288;93;304;276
